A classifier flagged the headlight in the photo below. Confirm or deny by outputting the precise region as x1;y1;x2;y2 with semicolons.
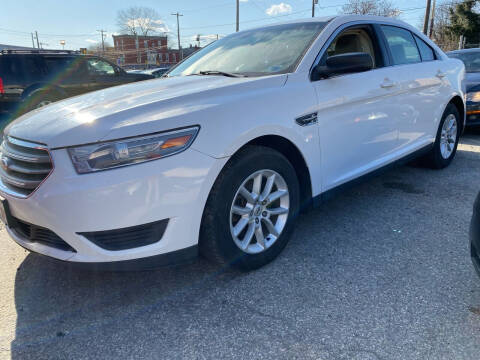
68;126;199;174
467;91;480;102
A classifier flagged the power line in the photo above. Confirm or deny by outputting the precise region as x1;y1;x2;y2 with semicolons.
0;1;467;44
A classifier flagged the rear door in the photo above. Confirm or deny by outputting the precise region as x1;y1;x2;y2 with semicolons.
379;25;445;149
312;24;400;190
43;56;90;97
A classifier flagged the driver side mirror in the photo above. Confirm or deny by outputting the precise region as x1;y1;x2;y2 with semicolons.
312;52;373;81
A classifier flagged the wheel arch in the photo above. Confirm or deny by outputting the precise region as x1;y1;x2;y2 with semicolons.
448;94;466;133
234;135;313;211
21;83;66;101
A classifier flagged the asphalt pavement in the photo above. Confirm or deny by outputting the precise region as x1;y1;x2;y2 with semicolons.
1;133;480;360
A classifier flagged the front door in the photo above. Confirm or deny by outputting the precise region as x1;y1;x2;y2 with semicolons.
86;57;123;92
312;24;400;191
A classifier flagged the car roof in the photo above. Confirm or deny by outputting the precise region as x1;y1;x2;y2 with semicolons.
244;14;413;31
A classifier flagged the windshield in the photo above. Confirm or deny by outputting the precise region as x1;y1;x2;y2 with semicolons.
449;51;480;72
168;22;327;77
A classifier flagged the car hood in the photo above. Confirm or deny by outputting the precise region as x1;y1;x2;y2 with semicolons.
6;75;287;148
466;72;480;92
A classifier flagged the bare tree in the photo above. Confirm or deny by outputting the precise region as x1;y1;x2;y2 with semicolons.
429;1;459;51
116;7;166;36
341;0;400;17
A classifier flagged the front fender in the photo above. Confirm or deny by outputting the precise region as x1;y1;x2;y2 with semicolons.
190;76;322;196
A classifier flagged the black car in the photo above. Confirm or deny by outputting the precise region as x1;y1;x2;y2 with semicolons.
470;192;480;276
0;50;153;118
448;48;480;126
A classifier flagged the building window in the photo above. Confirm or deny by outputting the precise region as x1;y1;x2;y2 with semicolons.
165;53;169;62
144;40;148;49
172;53;176;63
121;39;124;51
158;40;161;48
135;38;139;49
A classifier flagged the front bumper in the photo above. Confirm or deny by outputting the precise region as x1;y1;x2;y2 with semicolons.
466;102;480;126
1;147;228;264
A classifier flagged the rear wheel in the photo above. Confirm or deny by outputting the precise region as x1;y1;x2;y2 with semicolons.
200;146;300;271
421;103;461;169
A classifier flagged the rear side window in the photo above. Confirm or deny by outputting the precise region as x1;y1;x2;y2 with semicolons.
381;25;421;65
0;55;46;82
414;35;435;61
44;57;75;73
22;56;48;80
0;56;20;82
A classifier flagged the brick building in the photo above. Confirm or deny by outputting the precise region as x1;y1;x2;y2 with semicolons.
112;34;180;67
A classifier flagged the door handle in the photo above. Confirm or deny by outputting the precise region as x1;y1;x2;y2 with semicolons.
380;80;396;89
436;70;446;78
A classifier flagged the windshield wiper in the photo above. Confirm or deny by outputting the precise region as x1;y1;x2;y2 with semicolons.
197;70;245;78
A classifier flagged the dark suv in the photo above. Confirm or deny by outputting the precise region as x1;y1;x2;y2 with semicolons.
0;50;154;118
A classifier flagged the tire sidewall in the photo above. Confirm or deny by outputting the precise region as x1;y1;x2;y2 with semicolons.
433;103;461;168
203;147;300;270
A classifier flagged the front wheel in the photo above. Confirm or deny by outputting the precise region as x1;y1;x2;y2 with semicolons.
200;146;300;271
421;103;461;169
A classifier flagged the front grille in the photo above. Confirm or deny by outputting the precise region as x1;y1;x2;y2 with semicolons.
12;218;76;252
79;219;169;251
0;136;53;197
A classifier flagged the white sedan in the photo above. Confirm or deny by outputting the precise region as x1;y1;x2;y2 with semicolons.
0;15;465;270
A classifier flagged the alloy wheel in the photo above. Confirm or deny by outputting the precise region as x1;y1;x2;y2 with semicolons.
229;169;290;254
440;114;457;159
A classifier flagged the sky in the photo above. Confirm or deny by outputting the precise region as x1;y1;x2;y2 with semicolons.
0;0;434;50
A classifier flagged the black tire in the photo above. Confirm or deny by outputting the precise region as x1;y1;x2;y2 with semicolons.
200;145;300;271
421;103;461;169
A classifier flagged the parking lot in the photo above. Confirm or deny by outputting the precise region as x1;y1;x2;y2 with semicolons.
0;132;479;360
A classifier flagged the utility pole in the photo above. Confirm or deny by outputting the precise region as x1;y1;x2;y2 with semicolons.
312;0;318;18
171;12;184;60
35;31;40;49
429;0;436;38
236;0;240;32
423;0;432;35
97;29;106;55
31;33;35;48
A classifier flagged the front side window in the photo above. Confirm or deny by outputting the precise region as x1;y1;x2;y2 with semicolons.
323;27;378;67
381;25;421;65
168;22;327;77
87;59;115;76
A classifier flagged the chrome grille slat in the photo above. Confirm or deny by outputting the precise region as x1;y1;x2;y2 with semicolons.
0;136;53;197
0;166;43;189
5;158;51;175
0;141;50;164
